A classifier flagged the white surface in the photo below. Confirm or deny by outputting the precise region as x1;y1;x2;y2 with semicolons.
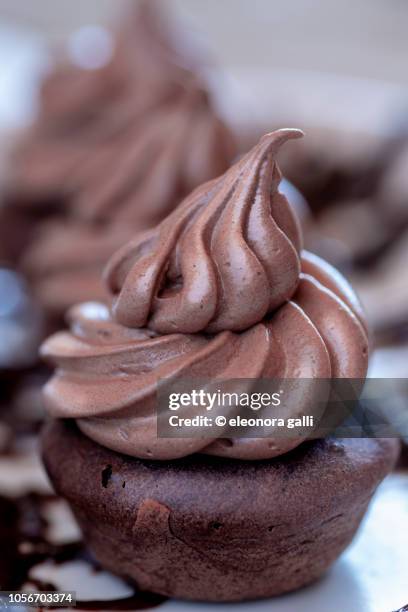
0;448;51;496
369;346;408;379
215;68;408;140
2;21;408;138
29;560;134;602
2;0;408;87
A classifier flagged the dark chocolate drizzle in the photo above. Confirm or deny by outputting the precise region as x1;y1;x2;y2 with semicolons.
0;492;81;590
0;491;166;610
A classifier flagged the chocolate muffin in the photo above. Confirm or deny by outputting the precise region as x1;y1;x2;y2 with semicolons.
42;420;397;602
41;130;399;602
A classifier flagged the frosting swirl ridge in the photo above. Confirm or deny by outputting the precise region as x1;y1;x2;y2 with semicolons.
7;1;201;207
21;221;135;317
41;130;369;461
17;84;235;318
106;130;303;333
72;85;236;227
41;251;368;460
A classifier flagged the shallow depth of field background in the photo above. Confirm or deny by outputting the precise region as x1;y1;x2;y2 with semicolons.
0;3;407;612
0;0;406;82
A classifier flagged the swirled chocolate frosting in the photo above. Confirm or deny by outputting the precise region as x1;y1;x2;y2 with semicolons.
41;131;369;460
19;84;235;318
7;1;199;207
39;0;195;130
106;129;302;332
21;221;134;318
72;85;236;227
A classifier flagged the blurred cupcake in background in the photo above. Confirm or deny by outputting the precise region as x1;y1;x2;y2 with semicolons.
20;82;236;326
0;0;236;326
0;0;236;438
276;124;408;349
0;0;221;265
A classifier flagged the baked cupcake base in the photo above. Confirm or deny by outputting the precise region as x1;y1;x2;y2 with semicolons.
41;420;399;602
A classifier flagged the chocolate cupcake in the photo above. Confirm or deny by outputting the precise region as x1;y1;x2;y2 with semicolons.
19;223;132;324
41;131;399;602
20;83;235;324
9;0;196;204
0;1;205;266
37;0;197;133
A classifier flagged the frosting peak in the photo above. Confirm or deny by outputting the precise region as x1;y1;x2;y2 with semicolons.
106;129;303;334
41;130;370;461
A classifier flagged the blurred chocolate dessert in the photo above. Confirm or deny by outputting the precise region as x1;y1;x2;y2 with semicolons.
350;229;408;344
38;0;199;132
276;125;408;345
20;223;132;322
0;0;209;267
279;128;387;214
72;84;235;227
20;83;236;324
40;130;399;602
0;1;236;446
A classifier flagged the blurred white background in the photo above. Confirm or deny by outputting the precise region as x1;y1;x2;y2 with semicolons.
0;0;407;82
